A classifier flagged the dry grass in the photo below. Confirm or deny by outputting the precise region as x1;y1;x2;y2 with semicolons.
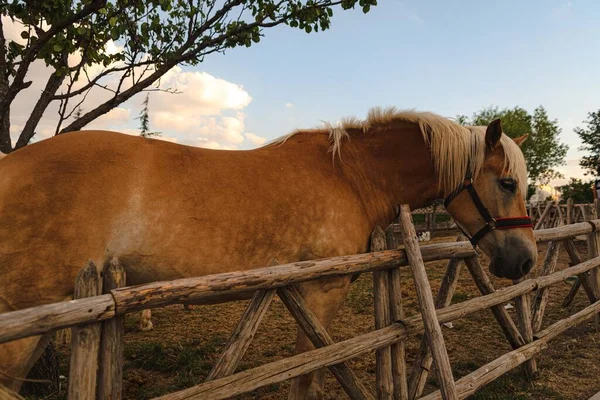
38;235;600;400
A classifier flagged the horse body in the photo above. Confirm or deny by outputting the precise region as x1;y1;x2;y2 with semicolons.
0;108;535;398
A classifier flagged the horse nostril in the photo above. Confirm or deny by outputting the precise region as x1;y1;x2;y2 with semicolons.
521;259;533;276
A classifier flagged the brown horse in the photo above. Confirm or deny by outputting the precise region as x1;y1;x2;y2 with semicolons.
0;108;536;398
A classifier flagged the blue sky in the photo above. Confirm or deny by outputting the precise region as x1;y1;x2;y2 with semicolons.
183;0;598;183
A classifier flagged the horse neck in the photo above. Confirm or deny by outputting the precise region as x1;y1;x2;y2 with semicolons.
338;122;441;228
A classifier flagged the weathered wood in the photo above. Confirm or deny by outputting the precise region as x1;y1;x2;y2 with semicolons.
555;203;564;228
462;256;526;349
156;266;569;400
563;278;582;307
573;205;582;223
98;259;126;400
563;239;599;303
0;294;115;345
112;241;477;315
207;288;276;381
534;201;554;230
69;261;102;400
583;206;600;302
387;223;407;400
421;299;600;400
277;286;374;400
532;241;561;332
156;259;600;400
3;220;600;345
389;266;408;400
408;236;463;400
372;226;394;400
513;291;537;378
566;200;573;225
398;205;458;400
534;220;600;243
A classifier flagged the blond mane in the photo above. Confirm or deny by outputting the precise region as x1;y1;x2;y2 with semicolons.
269;107;528;195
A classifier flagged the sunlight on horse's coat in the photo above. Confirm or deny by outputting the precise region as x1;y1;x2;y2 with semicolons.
0;107;535;398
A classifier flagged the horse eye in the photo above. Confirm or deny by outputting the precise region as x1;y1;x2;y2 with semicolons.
499;178;517;193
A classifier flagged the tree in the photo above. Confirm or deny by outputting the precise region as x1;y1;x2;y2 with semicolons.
575;109;600;177
457;105;568;186
0;0;377;154
558;178;595;204
137;93;160;137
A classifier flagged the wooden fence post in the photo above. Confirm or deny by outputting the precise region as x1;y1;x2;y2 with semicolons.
462;256;525;350
207;259;280;381
408;236;463;400
566;198;574;225
583;205;600;296
398;205;458;400
98;258;126;400
531;241;561;332
207;289;276;380
68;261;102;400
513;291;537;378
386;226;408;400
372;226;394;400
277;286;374;400
534;201;553;230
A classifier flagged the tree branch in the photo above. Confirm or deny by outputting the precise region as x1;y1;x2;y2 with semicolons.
0;16;12;153
0;0;108;114
14;51;69;150
57;0;352;134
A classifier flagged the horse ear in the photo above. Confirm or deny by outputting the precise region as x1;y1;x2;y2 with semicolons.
513;134;528;147
485;119;502;150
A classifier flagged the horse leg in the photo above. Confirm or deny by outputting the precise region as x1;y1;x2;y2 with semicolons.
288;276;353;400
139;309;153;331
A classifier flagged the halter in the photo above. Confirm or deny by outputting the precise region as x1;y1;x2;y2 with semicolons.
443;170;533;246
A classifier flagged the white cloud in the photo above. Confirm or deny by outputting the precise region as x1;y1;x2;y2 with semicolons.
244;133;267;146
2;17;255;151
153;67;252;116
285;102;294;109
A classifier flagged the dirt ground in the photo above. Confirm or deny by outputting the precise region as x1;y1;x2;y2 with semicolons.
43;232;600;400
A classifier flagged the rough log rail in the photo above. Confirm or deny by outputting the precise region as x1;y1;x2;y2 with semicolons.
1;214;600;400
154;255;600;400
2;220;599;346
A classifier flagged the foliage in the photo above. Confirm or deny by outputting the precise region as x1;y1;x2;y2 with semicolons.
0;0;377;153
574;109;600;177
457;106;568;185
558;178;595;204
137;93;160;137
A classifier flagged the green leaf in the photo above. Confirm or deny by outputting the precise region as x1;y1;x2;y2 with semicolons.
53;43;63;52
109;17;117;26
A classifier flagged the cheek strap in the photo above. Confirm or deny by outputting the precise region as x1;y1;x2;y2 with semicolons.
444;175;533;246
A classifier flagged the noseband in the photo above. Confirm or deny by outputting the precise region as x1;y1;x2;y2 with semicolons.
443;170;533;246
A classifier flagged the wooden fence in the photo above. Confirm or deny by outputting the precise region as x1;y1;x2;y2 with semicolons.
527;199;595;230
1;200;600;400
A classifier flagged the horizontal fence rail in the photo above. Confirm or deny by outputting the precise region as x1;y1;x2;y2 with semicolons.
1;212;599;400
153;255;600;400
1;220;599;345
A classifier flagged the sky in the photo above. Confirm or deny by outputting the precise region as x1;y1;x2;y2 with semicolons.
5;0;600;187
